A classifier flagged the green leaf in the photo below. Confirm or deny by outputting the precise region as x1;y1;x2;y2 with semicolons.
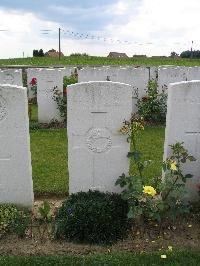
127;207;134;219
185;174;193;179
39;200;51;219
181;158;186;163
162;162;167;172
133;150;140;160
127;136;131;143
127;152;134;158
188;156;196;162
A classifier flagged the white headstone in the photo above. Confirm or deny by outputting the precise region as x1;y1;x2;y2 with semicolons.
0;84;33;207
37;69;63;123
164;80;200;201
67;81;132;194
59;67;76;77
187;67;200;81
0;69;23;86
78;66;149;113
158;67;188;93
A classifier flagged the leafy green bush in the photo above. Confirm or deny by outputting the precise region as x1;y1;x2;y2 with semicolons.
55;190;131;244
29;121;42;130
137;79;167;124
0;205;18;236
11;210;30;238
116;114;196;223
53;73;78;123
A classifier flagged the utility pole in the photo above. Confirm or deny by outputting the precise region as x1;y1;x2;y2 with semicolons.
190;40;193;59
59;27;61;60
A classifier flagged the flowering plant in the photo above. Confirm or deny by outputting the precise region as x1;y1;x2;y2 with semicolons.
136;79;167;124
30;77;37;97
52;73;78;123
116;114;196;223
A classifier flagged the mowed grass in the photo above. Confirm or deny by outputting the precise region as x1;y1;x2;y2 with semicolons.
30;126;165;196
30;104;38;122
1;250;200;266
130;126;165;180
30;129;68;196
1;55;200;66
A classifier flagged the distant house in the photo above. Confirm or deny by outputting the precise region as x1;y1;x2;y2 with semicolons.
107;52;129;58
45;50;64;58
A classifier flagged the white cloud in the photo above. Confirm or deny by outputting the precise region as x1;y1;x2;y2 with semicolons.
0;0;200;58
103;0;200;56
0;10;60;58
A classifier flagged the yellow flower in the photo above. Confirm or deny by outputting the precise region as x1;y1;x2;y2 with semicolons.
170;161;177;171
143;186;157;197
168;246;173;251
118;125;129;134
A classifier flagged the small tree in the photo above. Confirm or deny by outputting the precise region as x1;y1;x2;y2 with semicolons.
38;49;44;57
33;49;39;57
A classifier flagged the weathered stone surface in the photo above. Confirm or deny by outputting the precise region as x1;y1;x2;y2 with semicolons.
0;84;33;207
187;66;200;81
164;80;200;201
0;69;23;86
37;68;63;123
78;66;149;112
67;81;132;194
158;66;188;93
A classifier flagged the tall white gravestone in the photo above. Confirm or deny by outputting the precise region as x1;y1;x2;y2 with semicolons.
164;80;200;201
0;84;33;207
67;81;132;194
78;66;149;113
158;67;188;93
37;68;63;123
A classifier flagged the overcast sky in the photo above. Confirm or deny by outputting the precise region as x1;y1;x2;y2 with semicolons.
0;0;199;59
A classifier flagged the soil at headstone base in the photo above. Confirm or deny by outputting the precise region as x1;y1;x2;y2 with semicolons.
0;199;199;256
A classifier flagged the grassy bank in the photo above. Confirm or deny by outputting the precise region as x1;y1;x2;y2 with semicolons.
1;55;200;67
1;250;200;266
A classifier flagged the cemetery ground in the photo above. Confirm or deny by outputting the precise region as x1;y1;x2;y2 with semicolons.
1;107;200;260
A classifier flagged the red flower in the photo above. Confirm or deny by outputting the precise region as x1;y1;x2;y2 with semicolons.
30;77;37;86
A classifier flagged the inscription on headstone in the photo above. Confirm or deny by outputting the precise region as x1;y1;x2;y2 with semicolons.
67;81;132;194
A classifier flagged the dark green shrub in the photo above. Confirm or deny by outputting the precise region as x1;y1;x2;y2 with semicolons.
55;190;131;244
137;79;167;124
29;121;42;130
0;205;18;236
53;73;78;123
11;210;30;238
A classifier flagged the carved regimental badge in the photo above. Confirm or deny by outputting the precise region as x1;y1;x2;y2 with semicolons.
86;128;112;153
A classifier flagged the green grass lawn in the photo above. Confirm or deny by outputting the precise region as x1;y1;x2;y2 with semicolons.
30;104;38;122
1;55;200;66
30;126;165;196
30;129;68;196
1;250;200;266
